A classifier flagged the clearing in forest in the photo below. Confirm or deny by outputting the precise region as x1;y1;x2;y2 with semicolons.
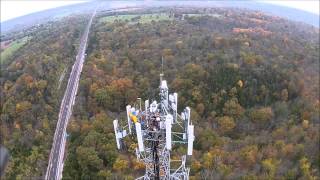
1;36;30;64
99;13;172;24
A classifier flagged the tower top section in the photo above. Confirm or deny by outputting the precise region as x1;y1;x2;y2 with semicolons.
113;73;195;179
160;80;168;89
160;73;164;83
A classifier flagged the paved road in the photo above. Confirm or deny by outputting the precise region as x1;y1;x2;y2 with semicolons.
45;8;96;180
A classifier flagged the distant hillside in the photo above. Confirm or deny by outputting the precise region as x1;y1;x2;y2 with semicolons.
1;1;319;35
230;1;319;28
146;1;319;27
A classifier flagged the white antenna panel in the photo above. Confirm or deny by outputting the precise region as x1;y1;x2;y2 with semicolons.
187;125;194;155
183;133;186;140
174;93;178;110
166;115;173;150
145;99;149;111
150;101;157;113
113;119;121;149
173;93;178;122
136;122;144;152
169;94;174;102
121;130;127;138
186;107;191;125
181;112;186;121
126;105;132;134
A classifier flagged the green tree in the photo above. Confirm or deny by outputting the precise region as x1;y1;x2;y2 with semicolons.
76;146;103;172
299;157;316;179
217;116;236;133
249;107;273;123
223;98;244;118
262;158;280;179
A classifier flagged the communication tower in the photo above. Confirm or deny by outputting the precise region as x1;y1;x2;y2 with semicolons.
113;73;195;180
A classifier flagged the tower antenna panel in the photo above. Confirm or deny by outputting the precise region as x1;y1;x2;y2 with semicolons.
113;120;121;149
145;99;149;111
150;101;157;113
126;105;132;134
186;107;191;125
187;124;194;156
173;93;178;122
166;114;173;150
136;122;145;152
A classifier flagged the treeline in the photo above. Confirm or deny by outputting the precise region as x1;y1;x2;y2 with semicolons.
1;15;88;178
63;8;319;179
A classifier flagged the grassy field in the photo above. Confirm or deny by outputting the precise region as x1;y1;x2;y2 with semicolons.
99;13;172;24
184;13;221;18
1;36;30;64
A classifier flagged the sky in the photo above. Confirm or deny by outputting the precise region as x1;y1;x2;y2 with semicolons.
1;0;319;22
260;0;319;15
1;1;88;22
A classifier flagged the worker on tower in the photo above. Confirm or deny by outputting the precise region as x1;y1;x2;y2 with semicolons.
130;111;138;123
